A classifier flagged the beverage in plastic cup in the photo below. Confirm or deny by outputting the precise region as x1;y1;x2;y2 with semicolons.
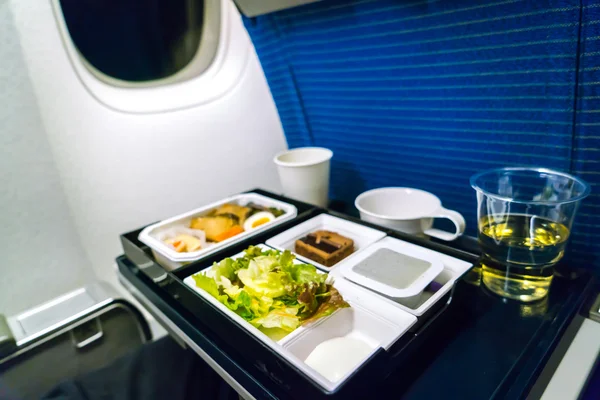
471;167;590;302
274;147;333;207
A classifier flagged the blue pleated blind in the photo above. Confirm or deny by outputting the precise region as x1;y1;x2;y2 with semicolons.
572;0;600;267
243;0;600;269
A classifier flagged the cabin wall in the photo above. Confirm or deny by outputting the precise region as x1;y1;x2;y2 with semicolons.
3;0;287;308
0;0;94;314
244;0;600;268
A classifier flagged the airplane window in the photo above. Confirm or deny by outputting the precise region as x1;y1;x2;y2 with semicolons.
59;0;206;84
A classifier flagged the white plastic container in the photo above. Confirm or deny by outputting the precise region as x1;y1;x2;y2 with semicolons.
283;303;404;386
334;237;473;315
183;244;417;392
139;193;297;270
355;187;466;241
339;237;444;308
265;214;386;271
274;147;333;207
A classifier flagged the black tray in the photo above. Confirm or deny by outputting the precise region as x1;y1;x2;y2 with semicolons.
118;189;480;399
119;189;598;399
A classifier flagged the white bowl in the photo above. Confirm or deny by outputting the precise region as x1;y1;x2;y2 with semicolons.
355;187;465;241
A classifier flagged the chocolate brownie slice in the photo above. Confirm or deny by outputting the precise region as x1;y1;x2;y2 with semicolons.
295;230;354;267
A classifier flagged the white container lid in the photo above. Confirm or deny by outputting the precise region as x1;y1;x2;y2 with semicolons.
340;239;443;299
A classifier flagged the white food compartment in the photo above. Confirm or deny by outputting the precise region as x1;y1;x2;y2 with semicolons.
340;237;443;308
183;245;417;392
285;308;391;385
283;278;416;391
334;237;472;315
266;213;386;271
138;193;297;270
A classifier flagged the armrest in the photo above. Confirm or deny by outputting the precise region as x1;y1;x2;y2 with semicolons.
590;292;600;323
0;314;16;359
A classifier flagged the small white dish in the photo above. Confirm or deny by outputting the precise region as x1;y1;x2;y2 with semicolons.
340;237;444;308
355;187;465;241
266;214;386;270
333;237;472;316
284;302;409;385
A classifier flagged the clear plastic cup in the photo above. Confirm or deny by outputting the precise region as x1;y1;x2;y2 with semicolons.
470;167;590;302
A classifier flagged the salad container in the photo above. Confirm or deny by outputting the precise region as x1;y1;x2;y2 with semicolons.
139;193;297;270
266;213;386;271
183;244;417;392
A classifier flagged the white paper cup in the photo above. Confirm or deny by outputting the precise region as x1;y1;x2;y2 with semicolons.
274;147;333;207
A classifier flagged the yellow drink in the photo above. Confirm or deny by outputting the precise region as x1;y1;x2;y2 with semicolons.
478;214;569;302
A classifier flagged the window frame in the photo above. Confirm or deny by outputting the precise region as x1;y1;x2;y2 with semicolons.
51;0;251;113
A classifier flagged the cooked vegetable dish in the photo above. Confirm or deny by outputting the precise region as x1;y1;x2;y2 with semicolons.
189;203;283;243
164;234;202;253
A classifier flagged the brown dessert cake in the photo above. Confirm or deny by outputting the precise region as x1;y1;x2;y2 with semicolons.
295;230;354;267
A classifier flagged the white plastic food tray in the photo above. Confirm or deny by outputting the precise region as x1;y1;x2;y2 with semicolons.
139;193;297;270
182;244;417;392
332;237;473;316
266;214;386;271
340;238;444;308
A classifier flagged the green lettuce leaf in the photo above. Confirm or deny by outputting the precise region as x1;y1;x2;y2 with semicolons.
297;283;320;316
218;276;243;299
288;263;326;285
301;286;350;325
244;245;269;260
278;250;295;270
250;307;301;332
237;256;290;298
225;290;254;319
249;295;273;316
275;296;299;308
212;258;237;282
192;273;229;304
212;246;268;281
194;273;255;319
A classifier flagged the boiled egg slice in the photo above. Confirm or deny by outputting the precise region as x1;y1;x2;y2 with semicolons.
243;211;275;231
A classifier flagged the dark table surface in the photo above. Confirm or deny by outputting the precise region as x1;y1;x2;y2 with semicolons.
118;255;598;400
331;197;599;399
397;268;596;399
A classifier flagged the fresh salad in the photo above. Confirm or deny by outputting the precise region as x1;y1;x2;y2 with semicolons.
192;246;349;340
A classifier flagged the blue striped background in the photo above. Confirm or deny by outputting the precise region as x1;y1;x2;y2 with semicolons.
243;0;599;270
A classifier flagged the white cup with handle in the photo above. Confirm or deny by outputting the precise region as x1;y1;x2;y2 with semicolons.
355;187;466;241
274;147;333;207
